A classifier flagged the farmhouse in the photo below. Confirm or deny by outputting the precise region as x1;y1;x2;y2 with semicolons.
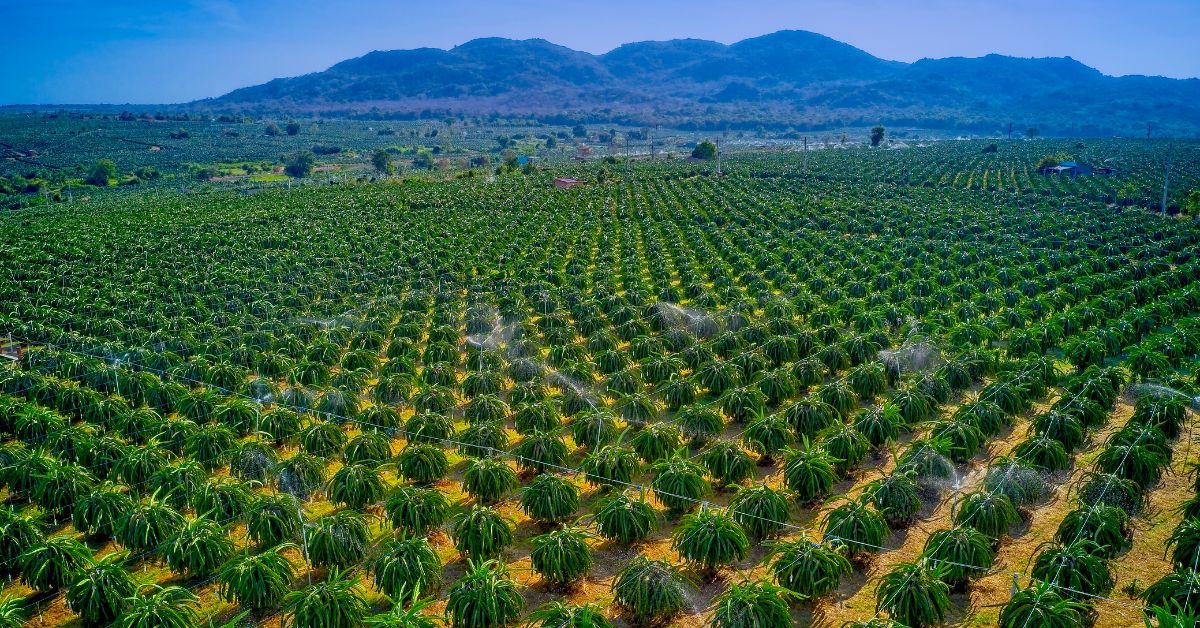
553;177;583;189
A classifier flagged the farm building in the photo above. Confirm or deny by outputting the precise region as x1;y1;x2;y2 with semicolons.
1040;161;1114;177
553;177;583;189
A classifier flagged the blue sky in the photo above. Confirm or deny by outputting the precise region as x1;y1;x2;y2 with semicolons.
5;0;1199;104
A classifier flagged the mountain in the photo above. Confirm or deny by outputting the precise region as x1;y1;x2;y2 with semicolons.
198;30;1200;135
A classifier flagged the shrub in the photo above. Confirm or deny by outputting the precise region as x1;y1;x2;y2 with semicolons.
921;527;995;587
612;557;687;624
874;561;950;628
768;539;852;598
218;545;295;611
385;485;450;536
672;507;749;578
450;505;513;559
699;441;756;487
594;493;657;544
709;580;799;628
782;439;837;502
952;491;1019;539
823;499;888;557
446;560;524;628
1000;582;1089;628
728;484;791;539
530;527;593;587
1030;541;1114;600
650;450;710;514
369;536;442;600
284;570;369;628
462;458;519;504
519;473;580;524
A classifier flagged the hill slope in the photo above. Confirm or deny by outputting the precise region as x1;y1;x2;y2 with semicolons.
199;30;1200;135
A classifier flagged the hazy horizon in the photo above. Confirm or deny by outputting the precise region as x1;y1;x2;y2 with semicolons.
5;0;1199;106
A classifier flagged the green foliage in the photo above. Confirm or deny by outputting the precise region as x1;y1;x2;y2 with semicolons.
450;505;514;559
67;554;136;625
709;579;798;628
921;527;995;587
1144;568;1200;617
118;497;185;553
248;493;303;547
631;422;683;463
768;539;852;598
594;493;658;544
114;585;199;628
527;602;613;628
1030;541;1114;600
530;527;593;586
728;484;791;539
328;462;387;509
612;556;688;624
581;444;639;488
164;516;234;577
218;544;296;611
672;506;749;577
72;482;134;538
370;536;442;600
952;491;1019;539
1056;503;1131;559
519;473;580;523
385;485;450;535
782;439;838;502
691;141;717;160
1000;583;1089;628
650;450;710;513
870;126;885;147
875;561;950;628
865;472;922;528
822;498;888;556
445;560;524;628
87;159;117;187
285;570;369;628
397;443;450;484
306;511;370;569
283;151;316;178
699;441;756;487
463;458;519;504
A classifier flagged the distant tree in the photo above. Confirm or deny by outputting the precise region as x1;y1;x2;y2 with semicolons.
412;151;435;170
283;152;315;178
572;124;587;138
870;126;885;147
195;166;219;181
264;123;281;136
285;123;301;136
496;136;512;150
691;141;717;160
982;144;998;154
86;159;116;186
1025;127;1040;139
169;129;189;139
372;149;394;176
545;136;557;149
134;166;161;180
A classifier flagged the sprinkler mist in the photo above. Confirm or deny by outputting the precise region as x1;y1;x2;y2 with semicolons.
653;302;719;338
1126;381;1200;411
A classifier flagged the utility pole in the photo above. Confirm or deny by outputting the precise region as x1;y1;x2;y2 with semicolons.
715;139;722;176
802;136;808;175
1007;122;1013;140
